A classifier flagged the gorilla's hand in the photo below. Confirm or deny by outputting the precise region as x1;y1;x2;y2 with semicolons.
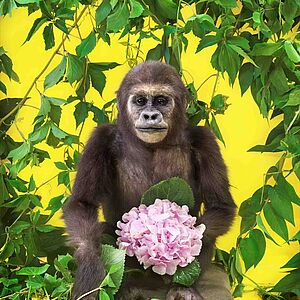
166;286;202;300
117;287;147;300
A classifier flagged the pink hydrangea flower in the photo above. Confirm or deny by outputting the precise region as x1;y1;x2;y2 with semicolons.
116;199;206;276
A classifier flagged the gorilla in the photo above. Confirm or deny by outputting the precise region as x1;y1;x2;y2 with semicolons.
63;61;236;300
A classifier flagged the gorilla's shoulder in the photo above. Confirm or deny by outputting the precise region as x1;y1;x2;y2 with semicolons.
188;125;218;150
92;124;117;140
84;124;117;152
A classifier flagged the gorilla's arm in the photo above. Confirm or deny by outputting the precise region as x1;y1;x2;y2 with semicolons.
190;126;236;270
63;125;116;299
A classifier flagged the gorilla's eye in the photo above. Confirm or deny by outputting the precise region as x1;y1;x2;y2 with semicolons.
135;97;147;106
155;96;168;106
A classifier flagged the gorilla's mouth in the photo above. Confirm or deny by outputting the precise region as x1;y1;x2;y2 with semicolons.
136;127;167;132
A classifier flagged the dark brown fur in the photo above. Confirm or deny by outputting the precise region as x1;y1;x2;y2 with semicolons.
63;61;236;300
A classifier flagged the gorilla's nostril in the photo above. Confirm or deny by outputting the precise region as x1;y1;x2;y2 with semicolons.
151;114;157;120
144;114;149;120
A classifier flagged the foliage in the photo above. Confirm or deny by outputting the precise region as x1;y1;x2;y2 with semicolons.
141;177;194;209
0;0;299;299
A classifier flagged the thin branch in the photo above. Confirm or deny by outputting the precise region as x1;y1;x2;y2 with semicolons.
76;287;101;300
196;73;218;92
78;119;86;152
211;72;220;99
14;120;26;141
0;6;88;128
0;288;29;299
285;105;300;134
34;173;60;194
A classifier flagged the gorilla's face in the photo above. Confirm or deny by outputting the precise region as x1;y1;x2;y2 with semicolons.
127;84;175;144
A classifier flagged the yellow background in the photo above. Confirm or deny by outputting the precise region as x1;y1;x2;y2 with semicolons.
1;5;299;300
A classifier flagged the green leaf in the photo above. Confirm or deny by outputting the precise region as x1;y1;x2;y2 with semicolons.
0;241;14;261
96;0;111;25
0;173;9;203
155;0;177;19
36;224;56;233
74;101;89;128
284;40;300;63
141;177;194;209
290;231;300;241
146;44;163;61
38;95;51;117
7;179;27;192
8;142;31;161
92;62;120;71
210;114;225;146
67;54;84;84
51;124;68;139
210;94;225;114
101;245;126;294
16;264;50;276
88;64;106;96
269;187;294;225
196;35;219;53
129;0;144;18
55;253;73;269
251;42;283;56
28;175;36;192
232;283;245;298
256;214;280;246
216;0;237;8
56;7;75;20
0;277;18;287
276;174;300;205
107;2;130;33
293;158;300;181
0;81;7;94
47;96;67;106
186;14;216;38
222;45;241;85
58;171;70;186
272;270;300;295
286;88;300;107
24;17;48;43
15;0;38;3
173;259;201;287
29;122;50;143
227;36;250;51
239;63;254;95
43;23;55;50
228;44;257;67
263;202;289;242
76;31;97;58
281;253;300;269
46;195;66;216
0;98;22;132
29;194;42;207
44;55;67;90
239;229;266;270
91;105;109;125
101;274;117;288
55;162;68;170
54;19;68;34
9;221;31;235
49;105;61;126
0;54;19;82
99;290;111;300
240;215;256;234
270;66;289;95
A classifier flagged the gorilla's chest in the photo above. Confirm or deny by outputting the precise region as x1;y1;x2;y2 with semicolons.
117;147;192;211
